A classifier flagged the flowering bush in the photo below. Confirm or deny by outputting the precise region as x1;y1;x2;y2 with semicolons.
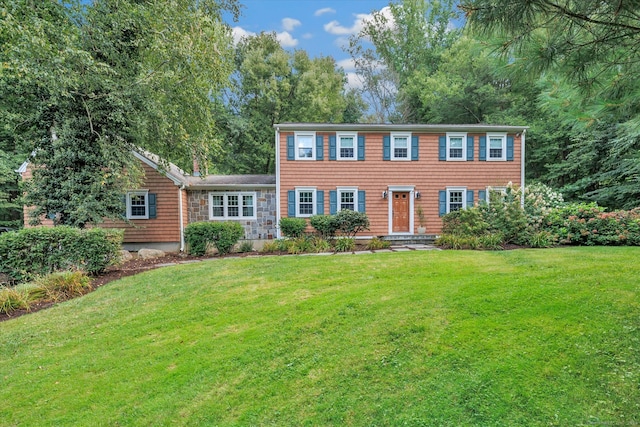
545;204;640;246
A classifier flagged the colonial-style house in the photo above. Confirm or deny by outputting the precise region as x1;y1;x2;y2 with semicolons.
20;123;526;250
274;123;527;238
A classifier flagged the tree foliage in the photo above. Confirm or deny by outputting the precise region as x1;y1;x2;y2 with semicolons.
1;0;237;227
214;32;362;174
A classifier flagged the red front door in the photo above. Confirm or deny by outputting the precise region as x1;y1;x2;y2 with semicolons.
392;192;410;233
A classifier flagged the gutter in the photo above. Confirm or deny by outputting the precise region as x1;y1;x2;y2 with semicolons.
275;126;281;239
521;129;527;208
178;183;186;252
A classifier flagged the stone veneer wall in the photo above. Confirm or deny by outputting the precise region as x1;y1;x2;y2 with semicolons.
187;189;277;240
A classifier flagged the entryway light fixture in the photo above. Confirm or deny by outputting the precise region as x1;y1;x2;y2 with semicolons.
382;191;388;199
415;192;421;199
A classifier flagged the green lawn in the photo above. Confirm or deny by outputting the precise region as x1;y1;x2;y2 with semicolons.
1;247;639;426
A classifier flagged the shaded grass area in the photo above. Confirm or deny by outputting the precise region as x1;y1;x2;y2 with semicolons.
1;247;639;426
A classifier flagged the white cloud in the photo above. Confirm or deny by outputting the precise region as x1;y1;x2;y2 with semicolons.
345;72;364;90
282;18;301;32
276;31;298;48
231;26;256;45
302;33;313;40
336;58;356;72
314;7;336;17
324;7;394;36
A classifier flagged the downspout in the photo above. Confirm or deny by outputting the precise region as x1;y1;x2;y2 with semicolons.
275;126;281;239
178;184;186;252
521;129;526;208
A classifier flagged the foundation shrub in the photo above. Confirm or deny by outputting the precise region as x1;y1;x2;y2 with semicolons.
279;218;307;238
310;215;339;240
0;227;122;283
334;210;369;238
185;222;244;256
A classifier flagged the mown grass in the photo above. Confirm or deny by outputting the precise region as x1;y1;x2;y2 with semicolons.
1;247;639;426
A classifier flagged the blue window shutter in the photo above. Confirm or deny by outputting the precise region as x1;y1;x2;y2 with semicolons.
316;190;324;215
329;135;337;160
478;190;487;204
479;136;487;161
287;136;295;160
287;190;296;217
357;135;365;160
316;135;324;160
438;136;446;161
358;190;366;212
148;193;157;219
439;190;446;216
467;135;474;161
383;135;391;161
507;136;514;161
411;135;419;160
466;190;474;208
329;190;337;215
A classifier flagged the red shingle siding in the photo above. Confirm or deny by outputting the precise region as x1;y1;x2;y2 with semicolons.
105;162;182;243
279;131;522;235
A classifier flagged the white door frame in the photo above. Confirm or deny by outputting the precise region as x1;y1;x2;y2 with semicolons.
387;185;415;235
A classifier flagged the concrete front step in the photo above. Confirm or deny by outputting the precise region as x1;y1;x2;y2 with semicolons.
380;234;438;245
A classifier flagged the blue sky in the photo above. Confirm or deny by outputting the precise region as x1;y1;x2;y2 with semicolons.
225;0;392;87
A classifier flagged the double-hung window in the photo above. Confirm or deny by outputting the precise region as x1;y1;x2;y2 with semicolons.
391;133;410;160
295;132;315;160
447;188;467;213
447;133;467;160
126;191;149;219
337;187;358;211
296;188;316;217
337;133;356;160
209;192;256;220
487;133;507;161
486;186;507;203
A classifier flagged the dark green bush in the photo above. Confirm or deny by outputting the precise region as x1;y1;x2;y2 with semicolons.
334;210;370;237
310;215;339;240
0;226;123;283
279;217;307;238
441;208;489;237
184;222;245;256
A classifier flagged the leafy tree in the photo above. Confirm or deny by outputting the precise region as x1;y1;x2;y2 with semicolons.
0;0;237;227
348;0;460;122
215;32;362;174
461;0;640;209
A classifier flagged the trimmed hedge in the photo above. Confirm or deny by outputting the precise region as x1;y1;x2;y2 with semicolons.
184;222;244;256
279;217;307;238
0;226;123;283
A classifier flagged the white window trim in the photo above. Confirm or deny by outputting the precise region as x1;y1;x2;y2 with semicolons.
446;187;467;213
487;132;507;161
391;132;411;161
295;187;316;218
446;132;467;161
336;132;357;161
208;191;257;220
126;190;149;220
336;187;359;212
294;131;316;161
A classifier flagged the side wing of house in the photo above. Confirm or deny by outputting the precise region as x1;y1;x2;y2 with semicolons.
275;124;526;237
104;159;186;252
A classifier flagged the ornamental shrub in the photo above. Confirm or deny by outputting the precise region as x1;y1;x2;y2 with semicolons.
310;215;339;240
334;210;369;237
441;208;489;237
184;222;244;256
279;217;307;238
0;226;123;283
